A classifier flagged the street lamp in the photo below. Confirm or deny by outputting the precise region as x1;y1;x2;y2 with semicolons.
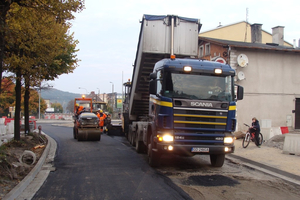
78;87;88;94
109;82;114;93
38;83;52;119
38;85;41;119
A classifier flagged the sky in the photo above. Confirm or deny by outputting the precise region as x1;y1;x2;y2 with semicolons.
47;0;300;95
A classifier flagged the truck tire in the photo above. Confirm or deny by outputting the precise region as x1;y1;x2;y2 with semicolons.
148;135;161;167
210;154;225;167
136;134;146;154
128;125;134;146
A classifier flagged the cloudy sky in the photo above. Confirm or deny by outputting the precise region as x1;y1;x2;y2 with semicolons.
47;0;300;95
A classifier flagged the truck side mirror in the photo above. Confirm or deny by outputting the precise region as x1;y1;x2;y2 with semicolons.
149;80;157;95
149;72;157;95
236;85;244;100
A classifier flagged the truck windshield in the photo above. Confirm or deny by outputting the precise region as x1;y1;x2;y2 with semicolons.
163;72;233;101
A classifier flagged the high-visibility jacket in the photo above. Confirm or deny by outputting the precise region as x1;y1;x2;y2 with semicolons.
76;106;84;115
97;113;107;126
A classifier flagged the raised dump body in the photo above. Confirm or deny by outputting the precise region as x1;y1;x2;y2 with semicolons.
129;15;201;121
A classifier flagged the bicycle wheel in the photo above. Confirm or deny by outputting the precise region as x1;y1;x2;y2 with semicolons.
258;133;263;145
242;133;251;148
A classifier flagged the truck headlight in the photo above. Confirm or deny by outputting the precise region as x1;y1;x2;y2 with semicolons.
157;134;174;142
224;137;234;144
163;134;174;142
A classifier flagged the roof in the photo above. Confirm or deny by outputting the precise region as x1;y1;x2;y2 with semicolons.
200;21;271;34
199;37;300;53
200;21;293;46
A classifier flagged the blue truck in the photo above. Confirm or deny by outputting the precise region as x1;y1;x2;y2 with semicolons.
122;15;243;167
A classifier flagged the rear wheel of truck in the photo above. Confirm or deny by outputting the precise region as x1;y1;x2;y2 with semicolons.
148;135;161;167
136;134;146;154
210;154;225;167
128;125;135;146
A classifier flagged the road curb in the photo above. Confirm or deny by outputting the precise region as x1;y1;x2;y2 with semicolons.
3;132;56;200
226;154;300;186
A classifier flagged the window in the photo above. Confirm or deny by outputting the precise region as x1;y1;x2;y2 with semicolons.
205;43;210;55
163;72;233;101
199;45;204;57
156;70;163;95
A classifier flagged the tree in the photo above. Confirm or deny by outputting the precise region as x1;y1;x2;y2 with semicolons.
0;0;85;93
51;102;63;113
0;77;46;119
20;87;47;117
3;0;84;140
0;77;15;117
66;99;75;113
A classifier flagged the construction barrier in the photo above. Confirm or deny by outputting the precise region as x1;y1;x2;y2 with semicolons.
283;134;300;155
44;113;73;120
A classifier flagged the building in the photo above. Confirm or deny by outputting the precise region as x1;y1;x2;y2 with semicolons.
199;21;293;47
198;23;300;139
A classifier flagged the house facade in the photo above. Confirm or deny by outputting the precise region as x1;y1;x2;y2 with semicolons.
199;21;293;47
198;24;300;139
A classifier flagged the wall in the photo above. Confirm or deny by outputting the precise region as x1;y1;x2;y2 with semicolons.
199;21;292;47
200;22;252;42
231;49;300;132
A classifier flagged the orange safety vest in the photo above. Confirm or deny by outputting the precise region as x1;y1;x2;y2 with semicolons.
97;113;107;126
76;106;84;115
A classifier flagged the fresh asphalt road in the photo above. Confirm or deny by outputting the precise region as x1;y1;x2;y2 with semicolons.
33;124;191;200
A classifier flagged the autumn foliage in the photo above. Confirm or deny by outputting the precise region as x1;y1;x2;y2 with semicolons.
0;77;47;117
0;0;84;139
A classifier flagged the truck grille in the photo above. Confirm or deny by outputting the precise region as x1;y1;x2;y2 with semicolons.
173;107;227;130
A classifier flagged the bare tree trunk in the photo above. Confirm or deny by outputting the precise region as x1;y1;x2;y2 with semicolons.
14;69;21;140
24;75;30;135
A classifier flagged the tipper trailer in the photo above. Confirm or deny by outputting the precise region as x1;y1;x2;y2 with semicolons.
122;15;243;167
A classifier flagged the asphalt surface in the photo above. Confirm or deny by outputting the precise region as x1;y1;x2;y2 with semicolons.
2;120;300;199
32;124;192;200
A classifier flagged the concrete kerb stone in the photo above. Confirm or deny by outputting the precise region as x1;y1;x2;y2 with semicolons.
3;131;56;200
226;154;300;186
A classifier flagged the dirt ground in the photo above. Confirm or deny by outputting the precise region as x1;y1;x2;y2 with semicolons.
0;133;47;199
158;152;300;200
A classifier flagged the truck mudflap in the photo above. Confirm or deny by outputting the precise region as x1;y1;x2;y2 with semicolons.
156;143;235;157
77;128;101;141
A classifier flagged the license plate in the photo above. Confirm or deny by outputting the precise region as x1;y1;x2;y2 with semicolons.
191;147;209;152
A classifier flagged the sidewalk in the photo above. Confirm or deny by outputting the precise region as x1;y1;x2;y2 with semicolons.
227;138;300;184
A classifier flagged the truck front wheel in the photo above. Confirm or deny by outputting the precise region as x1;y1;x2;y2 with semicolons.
210;154;225;167
148;135;161;167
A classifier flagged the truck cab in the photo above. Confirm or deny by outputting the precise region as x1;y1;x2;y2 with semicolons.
147;58;243;167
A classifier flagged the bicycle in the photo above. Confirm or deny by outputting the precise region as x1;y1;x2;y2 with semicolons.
242;123;263;148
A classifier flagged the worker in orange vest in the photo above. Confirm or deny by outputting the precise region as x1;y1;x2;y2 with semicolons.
97;109;107;132
75;103;84;118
